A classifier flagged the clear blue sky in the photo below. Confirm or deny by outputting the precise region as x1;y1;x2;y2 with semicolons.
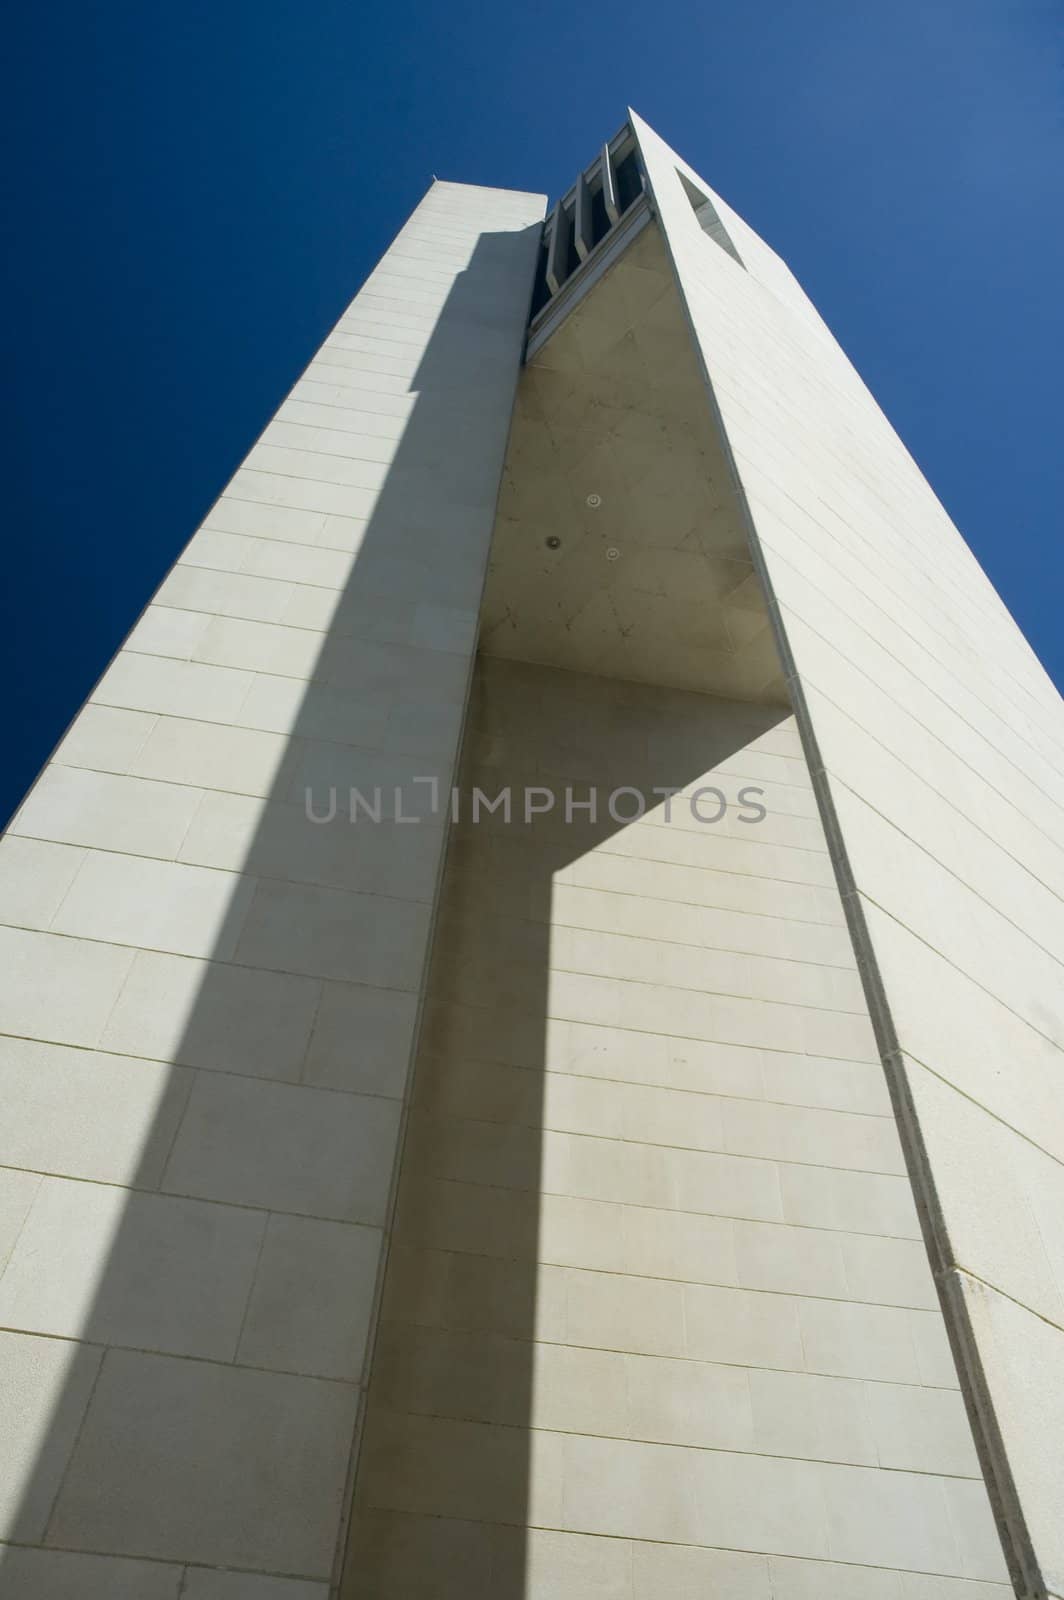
3;0;1062;823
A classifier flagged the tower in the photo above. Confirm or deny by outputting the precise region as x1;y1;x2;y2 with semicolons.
0;114;1060;1598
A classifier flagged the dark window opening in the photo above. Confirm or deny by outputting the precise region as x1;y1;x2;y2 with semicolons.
529;236;551;319
589;185;610;248
613;150;643;214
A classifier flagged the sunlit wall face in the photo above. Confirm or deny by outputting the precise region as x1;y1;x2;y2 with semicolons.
634;110;1063;1598
0;179;545;1596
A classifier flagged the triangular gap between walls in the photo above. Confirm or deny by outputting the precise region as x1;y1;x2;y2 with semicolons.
676;170;745;267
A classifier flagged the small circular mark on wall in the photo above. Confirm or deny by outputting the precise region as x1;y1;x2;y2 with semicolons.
606;547;620;562
545;536;561;550
586;493;602;508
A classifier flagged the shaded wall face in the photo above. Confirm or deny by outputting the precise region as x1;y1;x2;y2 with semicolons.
345;654;1003;1598
479;220;784;703
631;112;1061;1595
0;181;544;1596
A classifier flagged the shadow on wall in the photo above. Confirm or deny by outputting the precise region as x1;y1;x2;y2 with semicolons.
0;224;558;1593
341;656;794;1595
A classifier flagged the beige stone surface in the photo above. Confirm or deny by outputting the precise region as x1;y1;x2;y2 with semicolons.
344;656;997;1592
47;1350;358;1574
0;1546;184;1600
631;109;1059;1591
0;179;544;1585
481;225;785;701
4;129;1039;1591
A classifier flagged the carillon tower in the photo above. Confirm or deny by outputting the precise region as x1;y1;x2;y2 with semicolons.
1;114;1060;1599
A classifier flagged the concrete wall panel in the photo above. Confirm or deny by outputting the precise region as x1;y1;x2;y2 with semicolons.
632;110;1064;1595
0;180;544;1593
344;657;1006;1596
